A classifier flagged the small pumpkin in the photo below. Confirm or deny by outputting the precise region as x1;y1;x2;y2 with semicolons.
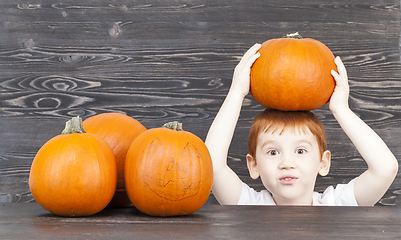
125;121;213;217
29;116;117;217
83;113;146;207
250;32;337;111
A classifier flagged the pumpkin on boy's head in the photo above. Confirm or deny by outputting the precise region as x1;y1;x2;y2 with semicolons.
250;32;337;111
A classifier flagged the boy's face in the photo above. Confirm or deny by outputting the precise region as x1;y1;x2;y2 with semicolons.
246;127;331;205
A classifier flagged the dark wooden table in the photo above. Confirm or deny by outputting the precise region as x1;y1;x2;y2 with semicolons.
1;203;400;239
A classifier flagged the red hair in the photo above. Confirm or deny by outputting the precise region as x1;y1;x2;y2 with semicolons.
248;109;327;158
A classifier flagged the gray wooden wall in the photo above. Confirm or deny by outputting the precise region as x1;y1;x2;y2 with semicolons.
1;0;400;205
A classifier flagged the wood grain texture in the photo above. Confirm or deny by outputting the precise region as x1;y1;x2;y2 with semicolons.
2;203;401;239
0;0;400;205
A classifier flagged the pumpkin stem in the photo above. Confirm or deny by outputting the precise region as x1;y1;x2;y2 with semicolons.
61;116;86;134
282;32;303;39
161;121;183;131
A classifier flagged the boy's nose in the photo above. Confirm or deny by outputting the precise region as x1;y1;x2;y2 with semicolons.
278;156;296;170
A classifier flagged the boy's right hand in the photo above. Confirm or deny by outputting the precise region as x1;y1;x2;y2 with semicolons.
205;43;261;205
230;43;261;98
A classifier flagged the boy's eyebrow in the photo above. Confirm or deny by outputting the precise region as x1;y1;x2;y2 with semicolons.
260;140;275;148
296;139;313;147
260;139;314;148
259;135;315;148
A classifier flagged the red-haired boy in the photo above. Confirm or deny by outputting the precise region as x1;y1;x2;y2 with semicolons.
205;44;398;206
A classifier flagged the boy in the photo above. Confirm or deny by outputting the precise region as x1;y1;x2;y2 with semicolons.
205;43;398;206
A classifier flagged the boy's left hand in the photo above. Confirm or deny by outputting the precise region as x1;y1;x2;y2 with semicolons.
329;56;350;113
328;57;398;207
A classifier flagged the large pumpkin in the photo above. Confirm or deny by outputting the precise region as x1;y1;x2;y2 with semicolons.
29;116;117;217
83;112;146;207
250;32;337;111
125;122;213;217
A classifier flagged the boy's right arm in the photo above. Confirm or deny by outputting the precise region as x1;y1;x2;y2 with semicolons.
205;44;261;205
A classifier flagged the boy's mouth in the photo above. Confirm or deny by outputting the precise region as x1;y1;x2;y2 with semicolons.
279;176;298;185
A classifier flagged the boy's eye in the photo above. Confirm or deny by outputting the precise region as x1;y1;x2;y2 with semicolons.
267;150;278;156
296;149;306;154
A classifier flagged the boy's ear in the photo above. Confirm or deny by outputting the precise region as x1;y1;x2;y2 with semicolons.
318;150;331;176
246;154;260;179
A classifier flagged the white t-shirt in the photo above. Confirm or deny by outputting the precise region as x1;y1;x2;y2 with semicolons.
238;178;358;206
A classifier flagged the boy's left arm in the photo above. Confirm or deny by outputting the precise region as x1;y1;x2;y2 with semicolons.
330;56;399;206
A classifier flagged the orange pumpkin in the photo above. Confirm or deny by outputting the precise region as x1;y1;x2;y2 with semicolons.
250;32;337;111
29;116;117;217
125;122;213;217
83;113;146;207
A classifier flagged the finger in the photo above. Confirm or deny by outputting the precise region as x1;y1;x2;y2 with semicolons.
243;43;262;58
247;52;260;65
331;69;341;82
249;43;262;53
331;69;349;90
331;69;344;86
334;56;348;78
240;44;261;66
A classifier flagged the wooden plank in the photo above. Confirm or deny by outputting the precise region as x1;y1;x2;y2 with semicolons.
1;203;401;239
0;0;400;205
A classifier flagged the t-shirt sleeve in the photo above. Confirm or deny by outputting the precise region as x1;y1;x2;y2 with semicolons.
313;177;358;206
237;182;276;205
